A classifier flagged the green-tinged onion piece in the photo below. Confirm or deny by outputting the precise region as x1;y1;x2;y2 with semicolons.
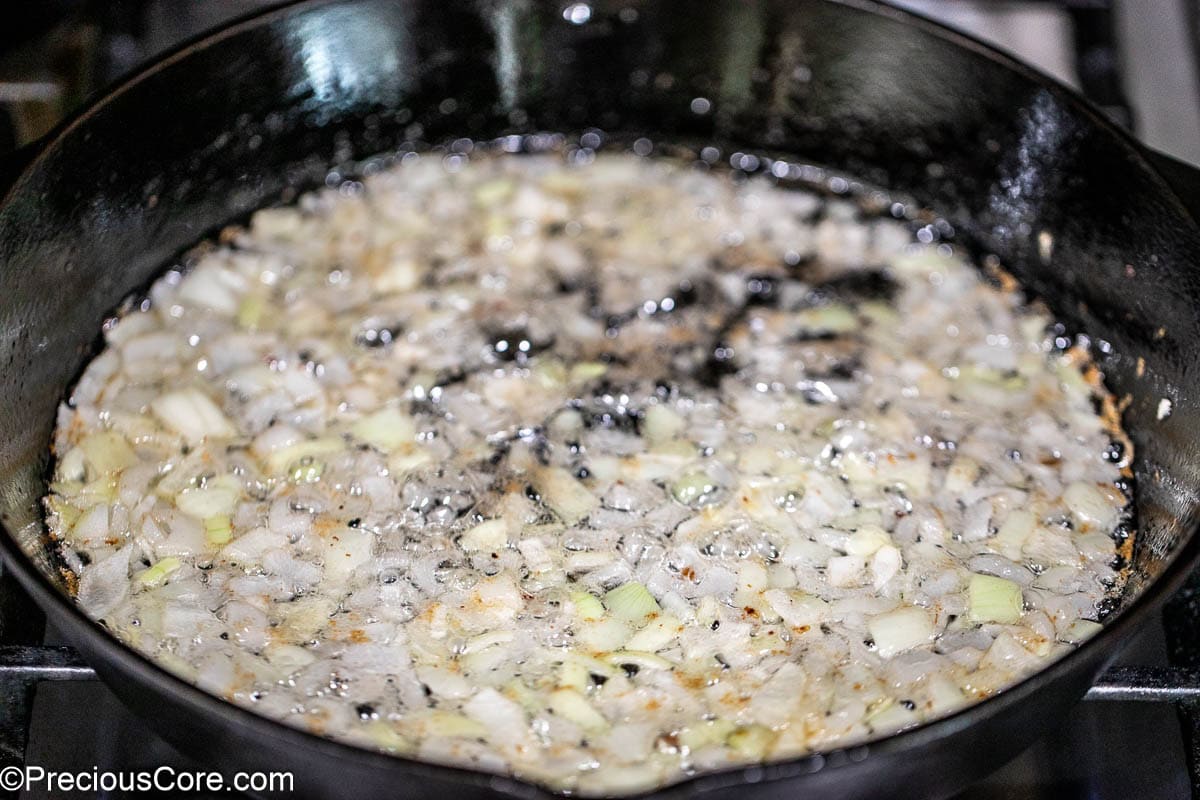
473;178;515;207
558;660;591;692
571;591;606;621
204;515;233;546
677;718;736;751
135;557;182;588
642;404;685;444
236;294;266;330
671;472;718;507
548;687;609;732
69;478;118;508
726;724;777;760
423;710;488;739
794;304;858;336
967;573;1024;625
361;721;411;753
265;437;342;475
568;362;608;384
532;360;568;390
604;581;660;622
957;363;1028;391
46;495;83;530
77;430;138;477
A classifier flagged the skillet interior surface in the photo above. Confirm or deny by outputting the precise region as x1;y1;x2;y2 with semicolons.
2;0;1200;798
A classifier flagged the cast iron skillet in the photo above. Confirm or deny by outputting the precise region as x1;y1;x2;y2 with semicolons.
2;1;1200;798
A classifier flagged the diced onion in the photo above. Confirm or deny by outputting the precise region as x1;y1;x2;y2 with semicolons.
1062;481;1120;530
558;660;591;692
361;721;411;753
576;617;631;652
967;573;1024;625
868;607;933;658
203;516;233;546
677;718;736;751
871;545;903;590
942;456;980;494
451;633;509;659
604;581;660;622
322;528;374;582
763;590;828;629
548;688;609;732
351;407;416;453
845;525;891;556
265;437;343;475
992;509;1036;561
460;519;509;552
236;295;266;330
736;562;769;594
726;724;776;760
462;688;530;746
423;710;489;740
570;591;606;622
671;472;718;507
569;362;608;383
827;555;865;588
77;431;138;477
176;475;242;519
1060;618;1103;644
926;674;966;715
474;178;515;207
625;615;683;652
150;388;237;443
533;467;598;525
794;304;858;335
642;405;685;444
135;557;182;589
45;151;1130;793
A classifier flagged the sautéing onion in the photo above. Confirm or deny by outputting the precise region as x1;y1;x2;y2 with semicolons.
45;150;1129;795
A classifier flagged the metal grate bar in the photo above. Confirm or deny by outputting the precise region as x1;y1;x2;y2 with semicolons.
1085;665;1200;702
0;645;97;681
